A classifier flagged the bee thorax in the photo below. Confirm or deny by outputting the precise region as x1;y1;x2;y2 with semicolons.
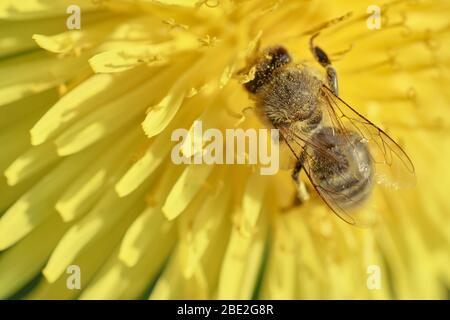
257;67;322;129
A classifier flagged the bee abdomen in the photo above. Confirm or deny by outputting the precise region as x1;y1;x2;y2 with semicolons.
324;172;373;208
308;127;374;209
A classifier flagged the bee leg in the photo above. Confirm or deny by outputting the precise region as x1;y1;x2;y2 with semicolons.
281;158;310;212
309;33;339;96
292;158;310;204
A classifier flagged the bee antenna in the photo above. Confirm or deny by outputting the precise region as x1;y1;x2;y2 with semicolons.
309;32;320;51
280;12;353;44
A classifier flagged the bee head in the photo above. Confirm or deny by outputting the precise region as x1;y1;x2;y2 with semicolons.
244;46;292;94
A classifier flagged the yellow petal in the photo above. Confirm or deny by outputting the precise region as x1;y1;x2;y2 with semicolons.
30;69;150;145
162;164;214;220
216;209;268;299
56;128;143;221
119;207;174;267
0;143;106;249
239;172;267;237
42;184;147;282
0;214;70;299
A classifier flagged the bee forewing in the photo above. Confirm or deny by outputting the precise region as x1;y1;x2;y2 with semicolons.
368;135;416;189
320;85;416;189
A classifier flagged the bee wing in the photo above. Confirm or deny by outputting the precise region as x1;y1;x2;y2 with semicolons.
320;85;416;189
278;127;376;227
277;82;416;226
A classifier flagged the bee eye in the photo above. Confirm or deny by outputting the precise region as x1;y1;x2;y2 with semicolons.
244;46;291;94
267;46;292;68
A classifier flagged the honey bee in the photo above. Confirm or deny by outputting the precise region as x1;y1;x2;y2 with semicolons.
243;34;415;226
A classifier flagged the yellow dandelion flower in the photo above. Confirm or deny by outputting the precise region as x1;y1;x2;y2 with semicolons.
0;0;449;300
